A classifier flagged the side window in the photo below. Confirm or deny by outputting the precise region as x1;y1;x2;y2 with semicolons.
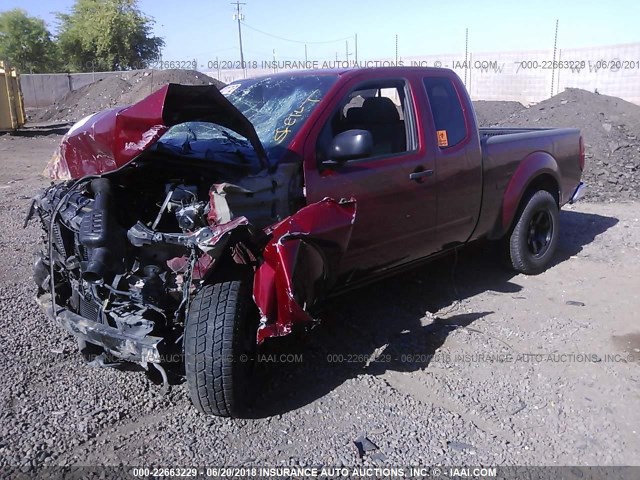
317;80;414;164
423;77;467;148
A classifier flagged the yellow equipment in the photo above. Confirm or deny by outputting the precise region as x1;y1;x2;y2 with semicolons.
0;61;26;131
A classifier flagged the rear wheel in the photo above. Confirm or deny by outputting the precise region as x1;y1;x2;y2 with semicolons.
184;277;257;417
507;190;559;275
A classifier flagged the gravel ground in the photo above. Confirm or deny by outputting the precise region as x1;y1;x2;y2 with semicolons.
0;134;639;473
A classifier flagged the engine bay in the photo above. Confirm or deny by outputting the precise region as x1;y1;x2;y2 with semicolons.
29;150;303;364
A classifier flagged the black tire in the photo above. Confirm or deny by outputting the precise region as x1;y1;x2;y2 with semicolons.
507;190;559;275
184;278;257;417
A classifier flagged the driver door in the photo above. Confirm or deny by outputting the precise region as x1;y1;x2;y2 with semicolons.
303;74;438;277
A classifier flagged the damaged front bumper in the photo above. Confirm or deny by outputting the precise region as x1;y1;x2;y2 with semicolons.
36;295;163;365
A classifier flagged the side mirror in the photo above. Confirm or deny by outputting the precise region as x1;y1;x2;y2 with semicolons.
323;129;373;166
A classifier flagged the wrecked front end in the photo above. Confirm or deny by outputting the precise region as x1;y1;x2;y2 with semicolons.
28;82;355;373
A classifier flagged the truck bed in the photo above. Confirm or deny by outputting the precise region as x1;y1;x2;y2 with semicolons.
473;126;584;241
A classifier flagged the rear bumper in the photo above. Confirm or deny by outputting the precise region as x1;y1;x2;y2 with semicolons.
569;182;586;204
36;295;163;364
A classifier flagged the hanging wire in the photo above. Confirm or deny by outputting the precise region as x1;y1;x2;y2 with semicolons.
240;22;354;45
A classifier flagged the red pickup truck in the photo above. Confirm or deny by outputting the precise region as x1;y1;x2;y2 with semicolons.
29;67;585;417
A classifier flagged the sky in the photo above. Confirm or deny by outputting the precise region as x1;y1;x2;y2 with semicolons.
2;0;640;64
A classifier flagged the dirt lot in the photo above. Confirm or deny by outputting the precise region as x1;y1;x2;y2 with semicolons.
0;134;639;472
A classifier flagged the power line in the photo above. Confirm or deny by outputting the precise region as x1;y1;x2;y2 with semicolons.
209;45;320;60
240;22;354;45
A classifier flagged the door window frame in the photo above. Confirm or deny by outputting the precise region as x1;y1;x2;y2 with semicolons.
315;77;419;169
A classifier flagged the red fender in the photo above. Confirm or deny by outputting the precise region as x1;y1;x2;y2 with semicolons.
253;198;356;343
501;151;560;232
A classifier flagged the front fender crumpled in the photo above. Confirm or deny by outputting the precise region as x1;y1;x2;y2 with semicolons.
253;197;356;343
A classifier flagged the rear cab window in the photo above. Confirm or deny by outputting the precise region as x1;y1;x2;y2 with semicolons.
423;77;467;148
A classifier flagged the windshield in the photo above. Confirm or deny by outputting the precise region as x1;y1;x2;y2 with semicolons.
221;74;338;161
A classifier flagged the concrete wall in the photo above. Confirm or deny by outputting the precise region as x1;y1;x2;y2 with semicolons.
20;42;640;108
207;42;640;106
454;42;640;105
20;71;132;108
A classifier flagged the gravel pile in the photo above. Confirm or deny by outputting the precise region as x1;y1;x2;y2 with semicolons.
473;100;524;127
35;70;225;123
494;88;640;202
118;70;225;106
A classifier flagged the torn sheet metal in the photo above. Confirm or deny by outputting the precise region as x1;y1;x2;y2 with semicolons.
207;162;301;229
166;253;214;280
254;198;356;343
47;83;268;180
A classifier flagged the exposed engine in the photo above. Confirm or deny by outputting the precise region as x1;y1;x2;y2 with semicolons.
29;153;303;365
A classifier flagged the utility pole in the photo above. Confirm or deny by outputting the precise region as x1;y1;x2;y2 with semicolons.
355;34;358;65
464;28;469;87
395;34;398;64
231;1;246;71
551;19;559;97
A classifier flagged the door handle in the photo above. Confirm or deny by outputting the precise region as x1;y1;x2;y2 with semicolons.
409;169;434;181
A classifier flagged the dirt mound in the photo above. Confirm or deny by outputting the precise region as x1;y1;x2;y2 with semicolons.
37;76;131;123
119;69;224;105
495;88;640;202
473;100;524;127
35;70;225;123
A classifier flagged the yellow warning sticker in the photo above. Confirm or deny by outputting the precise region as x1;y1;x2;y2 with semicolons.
437;130;449;147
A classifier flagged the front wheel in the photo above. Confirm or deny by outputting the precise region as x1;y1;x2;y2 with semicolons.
184;278;257;417
507;190;559;275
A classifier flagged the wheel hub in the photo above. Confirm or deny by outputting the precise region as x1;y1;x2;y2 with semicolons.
527;210;553;257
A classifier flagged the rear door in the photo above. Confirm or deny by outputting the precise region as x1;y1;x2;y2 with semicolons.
422;74;483;249
303;73;439;276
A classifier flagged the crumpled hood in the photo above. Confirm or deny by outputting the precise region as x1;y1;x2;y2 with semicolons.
47;83;268;180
